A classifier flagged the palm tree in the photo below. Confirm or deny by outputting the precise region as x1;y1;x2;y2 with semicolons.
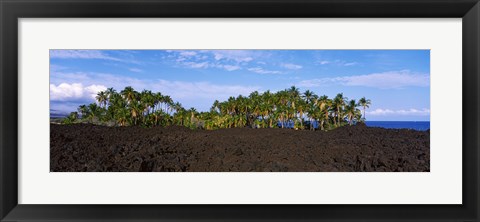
276;90;289;128
288;86;301;100
86;103;101;122
129;101;143;125
69;111;79;120
173;106;186;126
333;93;347;126
77;105;88;118
249;91;261;127
153;92;163;113
262;90;276;128
302;90;315;105
163;95;173;114
172;102;183;114
307;105;319;130
358;97;371;121
141;90;154;113
115;107;130;126
345;99;358;125
317;95;330;130
287;86;301;126
96;91;108;108
188;107;197;128
74;85;372;131
211;100;220;113
108;93;125;120
296;99;306;129
121;86;137;104
105;87;116;106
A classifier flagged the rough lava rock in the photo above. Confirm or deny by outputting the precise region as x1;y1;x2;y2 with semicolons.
50;124;430;172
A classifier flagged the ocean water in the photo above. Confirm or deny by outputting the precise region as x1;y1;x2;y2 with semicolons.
365;121;430;131
277;121;430;131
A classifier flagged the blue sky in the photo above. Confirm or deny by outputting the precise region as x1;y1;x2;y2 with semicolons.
50;49;430;121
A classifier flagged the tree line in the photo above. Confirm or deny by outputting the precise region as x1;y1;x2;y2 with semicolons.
62;86;371;130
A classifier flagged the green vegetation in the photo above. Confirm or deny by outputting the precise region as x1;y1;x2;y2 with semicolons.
61;86;370;130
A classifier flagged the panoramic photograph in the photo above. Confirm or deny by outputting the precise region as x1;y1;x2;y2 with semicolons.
50;49;430;172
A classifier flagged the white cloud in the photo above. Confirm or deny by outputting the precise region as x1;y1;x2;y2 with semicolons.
319;60;330;65
84;85;108;99
281;63;302;70
248;67;282;75
50;83;83;100
298;70;429;89
50;72;261;111
50;83;107;101
396;108;431;116
367;108;430;116
129;68;143;73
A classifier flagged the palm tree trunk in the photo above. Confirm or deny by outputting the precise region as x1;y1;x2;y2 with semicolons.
333;113;337;126
363;107;366;120
300;112;303;128
337;108;341;126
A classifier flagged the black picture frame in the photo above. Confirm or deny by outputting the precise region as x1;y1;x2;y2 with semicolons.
1;0;479;221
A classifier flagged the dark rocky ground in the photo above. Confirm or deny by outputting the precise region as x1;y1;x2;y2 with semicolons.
50;123;430;172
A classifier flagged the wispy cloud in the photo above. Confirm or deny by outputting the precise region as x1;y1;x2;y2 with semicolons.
343;62;359;66
51;50;122;61
220;65;241;71
50;72;91;83
184;61;210;69
212;50;254;63
129;68;143;73
167;50;248;72
298;70;429;89
50;50;143;65
247;67;282;75
318;60;359;66
281;63;302;70
367;108;430;116
50;64;69;72
179;51;197;57
182;62;241;71
152;80;260;100
165;50;255;63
